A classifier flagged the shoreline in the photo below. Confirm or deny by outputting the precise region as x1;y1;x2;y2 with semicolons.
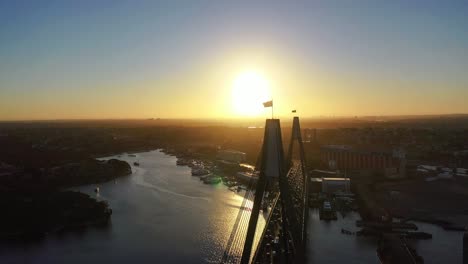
0;191;113;241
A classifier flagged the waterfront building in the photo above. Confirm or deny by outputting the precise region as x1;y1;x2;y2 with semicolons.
216;149;246;163
320;145;406;179
303;128;317;143
321;177;351;194
236;171;258;184
309;176;351;194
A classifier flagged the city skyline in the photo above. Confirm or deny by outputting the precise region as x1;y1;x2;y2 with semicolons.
1;1;468;120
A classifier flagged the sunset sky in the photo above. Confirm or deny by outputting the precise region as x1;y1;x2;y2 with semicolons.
1;1;468;120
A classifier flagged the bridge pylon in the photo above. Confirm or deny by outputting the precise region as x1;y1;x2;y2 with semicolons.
241;119;286;264
222;117;309;264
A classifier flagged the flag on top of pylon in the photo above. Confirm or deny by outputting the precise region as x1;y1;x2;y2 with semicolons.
263;100;273;108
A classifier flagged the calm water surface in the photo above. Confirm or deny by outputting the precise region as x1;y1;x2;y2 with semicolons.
2;150;246;263
307;207;463;263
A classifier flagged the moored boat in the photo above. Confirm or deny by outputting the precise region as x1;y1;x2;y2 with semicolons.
191;166;210;176
176;158;190;166
202;176;222;184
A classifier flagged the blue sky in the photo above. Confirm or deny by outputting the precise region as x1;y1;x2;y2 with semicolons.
1;0;467;120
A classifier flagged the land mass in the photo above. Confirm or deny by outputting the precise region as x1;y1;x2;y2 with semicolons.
1;116;467;239
0;191;112;240
0;158;131;240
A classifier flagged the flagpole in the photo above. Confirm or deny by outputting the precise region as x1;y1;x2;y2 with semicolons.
272;104;274;119
263;100;273;119
272;97;274;119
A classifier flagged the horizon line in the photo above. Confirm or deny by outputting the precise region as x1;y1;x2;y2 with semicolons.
1;113;468;123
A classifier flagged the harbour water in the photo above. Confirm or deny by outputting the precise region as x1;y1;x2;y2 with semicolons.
1;150;263;264
308;210;379;263
0;150;463;263
308;210;462;263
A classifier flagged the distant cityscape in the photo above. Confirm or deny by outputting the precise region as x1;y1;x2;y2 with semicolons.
0;116;467;263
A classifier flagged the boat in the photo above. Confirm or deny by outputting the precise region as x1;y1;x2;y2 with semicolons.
225;181;238;187
406;231;432;240
202;176;222;184
319;200;337;220
236;171;259;184
189;160;203;168
176;158;190;166
341;228;354;235
191;166;210;176
199;174;212;180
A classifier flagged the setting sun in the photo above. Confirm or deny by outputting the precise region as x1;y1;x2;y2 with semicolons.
231;70;271;116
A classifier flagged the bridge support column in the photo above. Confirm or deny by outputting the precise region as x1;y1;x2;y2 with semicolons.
241;173;268;264
241;119;285;264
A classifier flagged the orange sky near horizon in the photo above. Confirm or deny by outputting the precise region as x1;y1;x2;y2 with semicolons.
1;1;468;121
2;53;466;121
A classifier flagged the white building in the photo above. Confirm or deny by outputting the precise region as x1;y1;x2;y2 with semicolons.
217;149;246;163
321;177;351;194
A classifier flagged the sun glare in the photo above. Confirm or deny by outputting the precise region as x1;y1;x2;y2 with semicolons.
231;70;271;116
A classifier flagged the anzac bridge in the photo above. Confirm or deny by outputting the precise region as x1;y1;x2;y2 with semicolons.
221;116;309;264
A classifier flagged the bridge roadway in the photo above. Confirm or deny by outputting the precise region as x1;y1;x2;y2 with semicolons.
222;117;308;264
251;194;286;263
251;160;307;264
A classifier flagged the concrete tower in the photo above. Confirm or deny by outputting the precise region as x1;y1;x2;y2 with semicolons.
464;231;468;264
241;119;285;264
